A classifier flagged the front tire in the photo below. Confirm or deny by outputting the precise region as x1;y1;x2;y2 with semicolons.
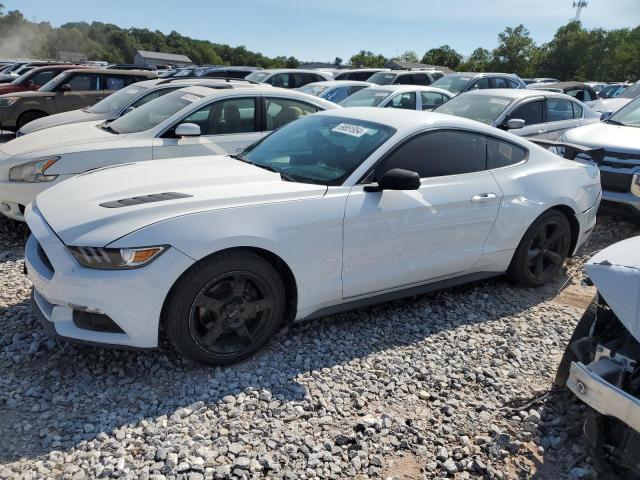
164;250;286;366
508;209;571;287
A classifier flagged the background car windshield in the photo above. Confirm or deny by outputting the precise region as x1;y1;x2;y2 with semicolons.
298;84;329;96
431;75;473;94
39;72;70;91
246;71;270;82
340;89;391;107
367;72;396;85
621;83;640;99
242;115;396;185
10;69;39;85
434;94;513;124
109;90;203;134
87;85;147;113
609;98;640;127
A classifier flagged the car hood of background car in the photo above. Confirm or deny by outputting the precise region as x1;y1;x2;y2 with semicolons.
0;121;127;158
586;97;632;113
19;109;106;135
35;155;328;247
562;122;640;154
586;236;640;342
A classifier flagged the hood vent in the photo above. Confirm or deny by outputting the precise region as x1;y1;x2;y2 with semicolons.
100;192;193;208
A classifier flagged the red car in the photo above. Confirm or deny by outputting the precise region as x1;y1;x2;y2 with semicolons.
0;65;85;95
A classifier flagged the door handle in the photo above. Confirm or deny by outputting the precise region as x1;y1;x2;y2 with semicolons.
471;193;497;202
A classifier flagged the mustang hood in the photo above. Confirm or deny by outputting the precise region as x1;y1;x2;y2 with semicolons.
586;236;640;342
562;122;640;154
0;121;123;157
19;109;105;135
35;155;328;246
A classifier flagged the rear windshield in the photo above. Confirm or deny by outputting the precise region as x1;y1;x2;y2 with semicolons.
340;88;391;107
298;84;329;96
434;94;513;124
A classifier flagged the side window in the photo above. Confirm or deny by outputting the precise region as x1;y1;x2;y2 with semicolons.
312;74;326;83
65;73;100;91
385;92;417;110
292;73;315;88
546;98;574;122
467;78;490;91
420;91;446;110
103;75;137;91
571;101;583;119
29;70;57;85
413;74;431;85
323;87;349;103
182;97;256;135
507;100;543;125
395;74;414;85
130;87;178;108
265;97;318;130
486;137;527;169
566;88;587;102
269;73;290;88
375;130;486;179
491;78;510;88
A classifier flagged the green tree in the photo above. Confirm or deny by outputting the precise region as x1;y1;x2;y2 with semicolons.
349;50;387;68
421;45;463;69
460;47;490;71
396;50;419;63
490;24;536;76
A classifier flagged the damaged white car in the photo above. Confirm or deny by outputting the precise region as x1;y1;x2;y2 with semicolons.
556;237;640;479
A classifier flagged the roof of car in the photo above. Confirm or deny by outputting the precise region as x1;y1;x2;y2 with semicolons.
362;84;453;95
451;72;521;79
463;88;573;99
62;68;157;76
538;81;589;90
303;80;372;87
254;69;330;75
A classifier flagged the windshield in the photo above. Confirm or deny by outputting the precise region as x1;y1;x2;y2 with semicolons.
298;84;329;96
367;72;396;85
10;69;36;85
339;88;391;107
173;69;194;78
621;83;640;99
246;71;271;82
608;97;640;128
431;75;474;94
434;94;513;124
241;115;396;185
39;72;70;92
87;85;147;113
108;90;203;134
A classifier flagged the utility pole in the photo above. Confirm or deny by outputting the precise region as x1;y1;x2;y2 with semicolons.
573;0;588;22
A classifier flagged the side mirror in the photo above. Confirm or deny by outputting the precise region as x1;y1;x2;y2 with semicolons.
121;106;136;116
175;123;201;137
59;83;71;92
506;118;526;130
364;168;421;192
600;111;613;121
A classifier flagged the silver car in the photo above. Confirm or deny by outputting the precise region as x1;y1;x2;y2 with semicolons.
434;89;600;139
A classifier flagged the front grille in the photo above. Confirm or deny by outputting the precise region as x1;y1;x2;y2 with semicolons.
600;170;632;193
36;242;54;273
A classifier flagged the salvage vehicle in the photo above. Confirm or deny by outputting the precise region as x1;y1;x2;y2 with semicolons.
366;70;444;86
555;236;640;479
339;85;453;111
0;86;337;221
297;80;372;103
245;69;332;88
333;69;389;81
587;81;640;115
0;68;156;131
529;81;598;103
434;89;600;139
0;61;65;83
24;108;601;365
561;96;640;219
17;77;266;136
0;65;82;96
431;72;527;96
193;66;262;79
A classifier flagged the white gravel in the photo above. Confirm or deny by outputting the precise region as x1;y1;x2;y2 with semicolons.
0;212;637;479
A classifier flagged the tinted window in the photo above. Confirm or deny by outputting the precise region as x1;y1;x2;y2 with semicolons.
131;87;178;108
385;92;417;110
29;70;57;85
413;74;432;85
269;73;290;88
375;130;486;179
367;72;396;85
292;73;316;88
507;100;543;125
486;137;527;169
508;79;521;88
492;78;510;88
420;91;447;110
467;78;490;91
395;74;414;85
183;97;256;135
566;88;591;102
571;101;583;118
66;73;100;91
434;94;512;124
546;98;574;122
103;74;138;90
265;97;318;130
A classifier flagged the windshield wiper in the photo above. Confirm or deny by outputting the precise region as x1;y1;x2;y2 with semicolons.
229;155;297;182
606;118;625;126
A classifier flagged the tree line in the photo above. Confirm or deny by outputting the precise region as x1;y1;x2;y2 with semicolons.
1;4;638;81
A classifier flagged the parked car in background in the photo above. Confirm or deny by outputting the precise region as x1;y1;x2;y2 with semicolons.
523;77;560;85
366;70;443;86
598;83;627;99
0;68;156;131
23;107;601;365
159;67;199;79
587;81;640;114
0;61;66;83
339;85;453;110
430;72;526;96
107;64;156;71
0;65;82;96
0;86;338;221
561;96;640;218
529;81;598;102
246;69;332;88
297;80;372;103
17;78;267;136
194;66;262;79
333;68;389;81
555;236;640;479
584;82;607;96
434;89;600;139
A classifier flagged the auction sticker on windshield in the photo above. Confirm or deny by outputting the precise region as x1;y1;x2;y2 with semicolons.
180;93;201;103
332;123;371;137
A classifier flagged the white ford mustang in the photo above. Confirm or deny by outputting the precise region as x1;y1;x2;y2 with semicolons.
25;108;602;365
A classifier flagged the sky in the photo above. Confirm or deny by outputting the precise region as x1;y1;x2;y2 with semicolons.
4;0;640;62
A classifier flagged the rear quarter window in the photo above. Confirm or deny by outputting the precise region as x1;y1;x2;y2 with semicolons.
486;137;527;169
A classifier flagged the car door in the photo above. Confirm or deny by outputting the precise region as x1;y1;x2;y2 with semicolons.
53;72;102;112
152;96;260;159
545;97;582;140
342;129;502;298
501;98;546;138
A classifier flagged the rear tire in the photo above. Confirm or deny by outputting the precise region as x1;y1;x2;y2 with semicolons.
164;250;286;366
508;209;571;287
17;111;46;129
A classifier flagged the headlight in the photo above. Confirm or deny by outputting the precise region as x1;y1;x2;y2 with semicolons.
68;246;167;270
0;97;19;107
632;174;640;198
9;156;60;182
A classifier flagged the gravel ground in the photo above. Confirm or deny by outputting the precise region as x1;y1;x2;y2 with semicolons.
0;211;638;480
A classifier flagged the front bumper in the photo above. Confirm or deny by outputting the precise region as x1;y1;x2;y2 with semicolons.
567;361;640;434
24;204;195;348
